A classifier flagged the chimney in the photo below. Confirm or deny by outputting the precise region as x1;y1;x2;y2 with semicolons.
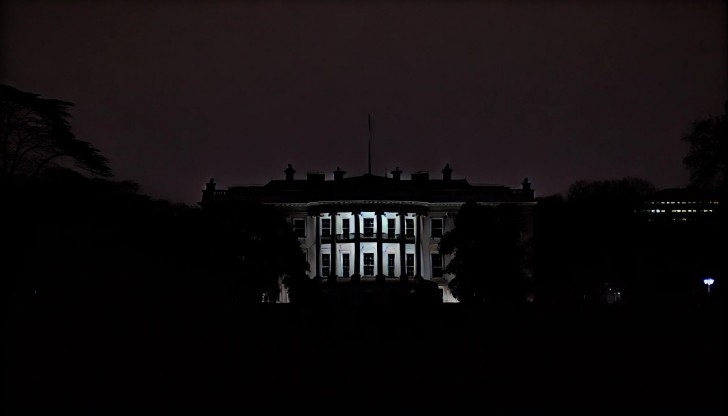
202;177;216;202
391;167;402;181
521;177;534;200
284;164;296;181
521;177;532;191
442;163;452;181
205;177;216;192
333;167;346;181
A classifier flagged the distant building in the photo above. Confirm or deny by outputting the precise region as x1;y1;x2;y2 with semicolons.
640;187;720;223
200;164;536;302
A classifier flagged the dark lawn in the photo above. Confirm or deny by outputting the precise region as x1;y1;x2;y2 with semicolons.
4;296;723;414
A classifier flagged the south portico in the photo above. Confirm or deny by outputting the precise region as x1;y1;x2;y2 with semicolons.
297;201;430;282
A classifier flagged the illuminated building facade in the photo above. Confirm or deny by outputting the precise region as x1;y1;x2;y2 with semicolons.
641;187;720;222
200;164;535;302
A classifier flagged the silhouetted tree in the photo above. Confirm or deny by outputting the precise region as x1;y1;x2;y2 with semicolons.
682;102;727;194
682;105;727;294
410;275;443;305
0;84;111;179
532;194;577;305
566;178;656;303
568;177;656;207
0;166;170;307
283;273;323;304
203;201;309;303
439;202;526;304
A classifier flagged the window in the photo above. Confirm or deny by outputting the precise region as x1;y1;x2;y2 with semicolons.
431;218;443;238
387;253;395;277
341;218;350;238
322;253;330;276
405;218;414;237
387;218;396;238
321;218;331;237
292;218;306;237
431;253;443;277
406;253;414;276
363;218;374;237
364;253;374;276
342;253;350;277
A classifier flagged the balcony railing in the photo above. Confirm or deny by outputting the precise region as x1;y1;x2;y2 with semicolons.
320;232;417;241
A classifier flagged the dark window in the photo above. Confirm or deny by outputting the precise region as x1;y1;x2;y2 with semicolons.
405;218;414;237
406;253;414;276
321;218;331;237
341;218;350;237
431;253;443;277
322;253;330;276
387;218;396;238
431;218;443;238
364;253;374;276
342;253;350;277
387;253;395;277
363;218;374;237
292;218;306;237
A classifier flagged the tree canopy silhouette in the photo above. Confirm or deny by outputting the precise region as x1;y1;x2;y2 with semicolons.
567;177;656;208
0;84;111;179
682;102;727;194
566;178;656;303
439;201;526;304
202;201;309;303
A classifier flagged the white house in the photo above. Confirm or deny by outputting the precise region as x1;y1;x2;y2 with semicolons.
201;164;535;302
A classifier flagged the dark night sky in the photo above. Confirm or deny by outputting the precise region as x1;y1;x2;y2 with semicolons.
1;0;726;204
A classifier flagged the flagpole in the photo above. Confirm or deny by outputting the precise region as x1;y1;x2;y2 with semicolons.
368;114;372;175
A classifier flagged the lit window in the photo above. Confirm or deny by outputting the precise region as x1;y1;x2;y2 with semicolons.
341;218;350;238
387;218;396;239
363;218;374;237
321;218;331;237
322;253;330;276
342;253;350;277
364;253;374;276
292;218;306;237
431;253;443;277
431;218;444;238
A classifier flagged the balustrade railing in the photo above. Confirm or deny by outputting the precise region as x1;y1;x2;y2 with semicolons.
319;232;416;241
